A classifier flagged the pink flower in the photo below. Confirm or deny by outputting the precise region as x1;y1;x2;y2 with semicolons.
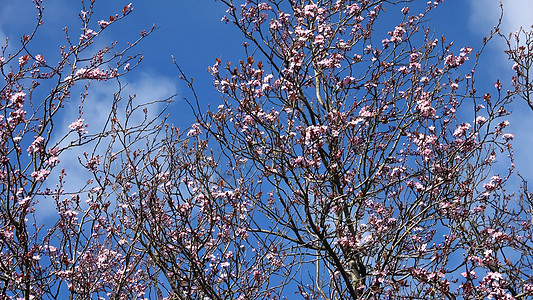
483;175;502;192
389;26;406;43
416;98;436;118
69;118;88;134
494;79;502;90
47;156;59;167
27;136;45;155
502;133;514;141
270;19;281;30
18;55;30;67
31;169;50;182
220;261;230;268
359;106;375;117
35;54;46;64
8;108;27;125
10;92;26;108
475;116;487;125
79;29;97;41
304;4;318;17
187;123;201;136
75;67;109;80
453;123;471;138
98;20;110;29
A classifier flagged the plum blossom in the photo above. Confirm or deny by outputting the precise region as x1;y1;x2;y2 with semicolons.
270;19;281;30
304;125;328;145
98;20;110;29
483;175;502;192
187;123;202;136
8;109;27;126
86;155;102;172
27;136;45;155
35;54;46;64
494;79;502;90
453;123;471;138
416;96;436;117
475;116;487;125
409;52;422;70
69;118;88;134
304;4;318;17
80;29;97;41
502;133;514;141
18;55;30;67
75;68;109;80
410;132;438;160
359;106;376;117
31;169;50;182
10;92;26;108
444;47;472;68
389;25;406;44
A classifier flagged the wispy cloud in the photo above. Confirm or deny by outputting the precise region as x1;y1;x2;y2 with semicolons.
469;0;533;34
36;73;178;220
469;0;533;184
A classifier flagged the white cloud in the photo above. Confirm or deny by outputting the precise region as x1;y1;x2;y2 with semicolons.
469;0;533;35
35;73;178;220
469;0;533;188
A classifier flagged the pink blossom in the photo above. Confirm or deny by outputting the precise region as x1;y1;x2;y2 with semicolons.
220;261;230;268
270;19;282;30
445;47;472;68
304;4;318;17
416;98;436;118
389;26;406;44
346;4;360;13
453;123;471;138
98;20;110;29
69;118;88;134
359;106;375;117
304;125;328;145
10;92;26;108
494;79;502;90
462;270;477;279
75;67;109;80
79;29;97;41
27;136;45;155
475;116;487;124
47;156;59;167
502;133;514;141
8;108;27;125
35;54;46;64
31;169;50;182
483;175;502;192
187;123;201;136
18;55;30;67
86;155;102;171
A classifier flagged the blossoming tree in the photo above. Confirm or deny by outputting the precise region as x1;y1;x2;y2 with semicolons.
2;0;533;299
0;1;168;298
176;0;532;299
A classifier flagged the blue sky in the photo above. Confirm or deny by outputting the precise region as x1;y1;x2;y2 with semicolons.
1;0;532;221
